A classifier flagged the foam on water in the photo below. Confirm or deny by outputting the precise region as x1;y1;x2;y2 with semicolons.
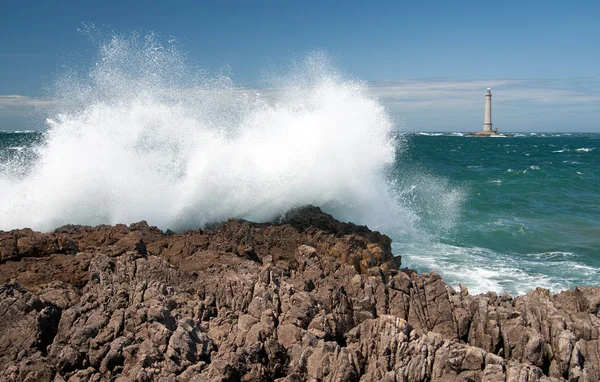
0;32;421;235
417;132;444;136
395;241;599;295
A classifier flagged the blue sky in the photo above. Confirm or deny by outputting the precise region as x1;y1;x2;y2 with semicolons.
1;0;599;131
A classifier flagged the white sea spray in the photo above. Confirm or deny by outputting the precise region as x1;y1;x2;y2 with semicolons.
0;32;429;235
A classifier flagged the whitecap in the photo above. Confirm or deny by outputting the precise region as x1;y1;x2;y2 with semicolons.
0;130;37;134
393;242;562;295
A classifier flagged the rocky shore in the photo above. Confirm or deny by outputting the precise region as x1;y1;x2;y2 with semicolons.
0;206;598;381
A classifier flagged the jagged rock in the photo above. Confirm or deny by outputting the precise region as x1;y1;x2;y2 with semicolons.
0;206;598;381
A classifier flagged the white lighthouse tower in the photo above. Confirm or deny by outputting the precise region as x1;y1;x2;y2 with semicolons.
467;88;504;136
483;88;492;132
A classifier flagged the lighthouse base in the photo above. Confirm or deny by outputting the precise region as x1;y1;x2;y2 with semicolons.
465;130;509;137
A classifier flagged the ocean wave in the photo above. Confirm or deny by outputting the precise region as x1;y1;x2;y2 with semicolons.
418;132;444;136
529;251;577;259
0;130;37;134
394;242;599;295
0;32;435;238
393;242;559;295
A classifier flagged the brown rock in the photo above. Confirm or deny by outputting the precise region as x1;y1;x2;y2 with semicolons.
0;206;598;381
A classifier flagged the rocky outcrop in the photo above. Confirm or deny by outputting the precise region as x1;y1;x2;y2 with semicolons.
0;206;598;381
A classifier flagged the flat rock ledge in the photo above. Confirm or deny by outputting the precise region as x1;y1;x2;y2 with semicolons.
0;206;599;382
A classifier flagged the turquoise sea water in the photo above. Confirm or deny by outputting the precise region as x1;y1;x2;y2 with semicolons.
2;130;598;296
393;132;600;295
0;131;43;177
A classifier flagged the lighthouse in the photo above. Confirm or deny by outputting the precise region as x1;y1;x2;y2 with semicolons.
466;88;506;136
483;88;492;132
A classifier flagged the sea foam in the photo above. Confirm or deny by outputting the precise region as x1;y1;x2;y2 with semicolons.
0;32;417;234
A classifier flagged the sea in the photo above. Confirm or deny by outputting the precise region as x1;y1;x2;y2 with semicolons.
393;132;600;295
1;33;598;296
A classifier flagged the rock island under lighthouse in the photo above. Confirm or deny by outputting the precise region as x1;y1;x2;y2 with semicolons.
467;88;507;136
